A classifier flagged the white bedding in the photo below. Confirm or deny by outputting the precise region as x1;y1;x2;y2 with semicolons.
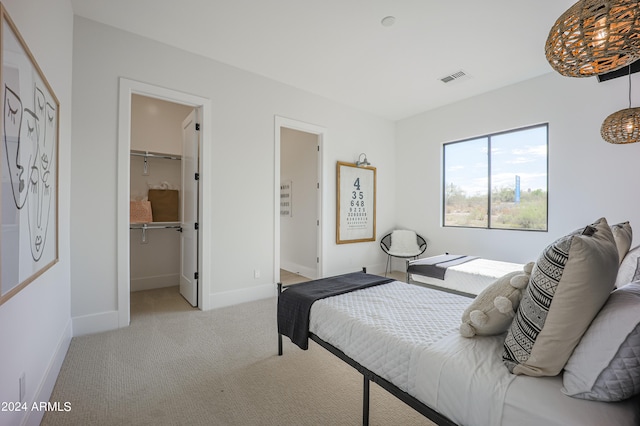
309;281;465;392
410;258;524;295
309;281;640;426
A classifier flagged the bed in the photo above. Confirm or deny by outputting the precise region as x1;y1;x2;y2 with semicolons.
277;273;640;426
406;254;525;296
278;219;640;425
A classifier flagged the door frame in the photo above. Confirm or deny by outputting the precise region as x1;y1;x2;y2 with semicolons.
274;116;325;283
117;78;212;327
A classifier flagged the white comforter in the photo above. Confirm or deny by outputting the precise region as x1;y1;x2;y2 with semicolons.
308;280;639;426
310;281;464;393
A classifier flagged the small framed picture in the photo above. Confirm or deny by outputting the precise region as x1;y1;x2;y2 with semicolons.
280;180;292;217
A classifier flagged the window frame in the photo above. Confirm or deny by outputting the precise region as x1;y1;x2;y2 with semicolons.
442;123;549;231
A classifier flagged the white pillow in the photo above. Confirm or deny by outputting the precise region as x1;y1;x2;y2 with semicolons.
388;230;421;257
615;246;640;288
563;282;640;401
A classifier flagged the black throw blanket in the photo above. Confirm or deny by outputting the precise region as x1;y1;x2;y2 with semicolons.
407;254;478;280
277;271;394;350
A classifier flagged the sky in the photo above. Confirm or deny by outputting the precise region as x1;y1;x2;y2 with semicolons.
444;125;548;197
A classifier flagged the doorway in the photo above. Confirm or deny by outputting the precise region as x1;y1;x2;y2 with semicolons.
129;95;198;307
117;78;212;328
274;117;325;284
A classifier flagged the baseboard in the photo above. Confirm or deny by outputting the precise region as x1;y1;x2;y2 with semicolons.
72;310;119;337
207;282;276;310
280;260;317;280
361;261;388;276
23;319;72;426
130;273;179;292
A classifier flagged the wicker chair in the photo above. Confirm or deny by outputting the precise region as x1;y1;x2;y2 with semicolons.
380;230;427;277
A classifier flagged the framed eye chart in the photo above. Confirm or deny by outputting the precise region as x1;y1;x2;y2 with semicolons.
336;161;376;244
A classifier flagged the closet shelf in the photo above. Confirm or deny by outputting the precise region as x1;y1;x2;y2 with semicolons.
130;222;182;244
130;150;181;160
130;222;181;230
131;150;181;176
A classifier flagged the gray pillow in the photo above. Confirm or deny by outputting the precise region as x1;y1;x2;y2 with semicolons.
611;221;632;265
503;217;619;376
562;283;640;401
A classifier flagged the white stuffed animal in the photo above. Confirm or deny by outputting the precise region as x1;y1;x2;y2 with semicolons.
460;262;534;338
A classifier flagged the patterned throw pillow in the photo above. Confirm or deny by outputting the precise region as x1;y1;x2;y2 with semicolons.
563;283;640;401
503;217;619;376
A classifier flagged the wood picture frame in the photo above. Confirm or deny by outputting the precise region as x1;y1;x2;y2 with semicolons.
0;3;59;306
336;161;376;244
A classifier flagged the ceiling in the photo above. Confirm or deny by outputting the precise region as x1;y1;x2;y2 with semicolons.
70;0;576;121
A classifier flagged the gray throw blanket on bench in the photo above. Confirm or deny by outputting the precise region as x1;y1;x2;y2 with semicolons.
407;254;478;280
278;271;394;350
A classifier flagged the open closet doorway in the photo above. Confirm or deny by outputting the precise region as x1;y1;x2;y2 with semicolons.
117;78;212;328
129;95;197;307
274;117;325;285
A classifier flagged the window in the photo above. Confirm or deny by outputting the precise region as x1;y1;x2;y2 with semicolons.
443;124;548;231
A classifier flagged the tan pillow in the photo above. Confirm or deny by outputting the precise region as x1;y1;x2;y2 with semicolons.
611;221;632;265
503;217;619;376
460;262;534;337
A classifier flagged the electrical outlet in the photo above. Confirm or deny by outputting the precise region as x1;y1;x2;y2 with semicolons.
19;372;25;402
254;269;260;279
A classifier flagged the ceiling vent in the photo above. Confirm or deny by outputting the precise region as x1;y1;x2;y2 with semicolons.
439;70;470;84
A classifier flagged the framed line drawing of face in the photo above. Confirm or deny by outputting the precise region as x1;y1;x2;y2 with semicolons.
1;4;59;305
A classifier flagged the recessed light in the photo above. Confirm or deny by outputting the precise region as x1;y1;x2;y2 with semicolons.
381;16;396;27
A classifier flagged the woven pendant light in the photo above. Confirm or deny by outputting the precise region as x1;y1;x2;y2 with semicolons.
601;66;640;143
601;108;640;143
546;0;640;78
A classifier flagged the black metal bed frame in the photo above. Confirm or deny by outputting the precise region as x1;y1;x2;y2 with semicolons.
277;281;457;426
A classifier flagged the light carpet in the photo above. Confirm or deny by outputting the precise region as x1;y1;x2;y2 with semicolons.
42;285;434;425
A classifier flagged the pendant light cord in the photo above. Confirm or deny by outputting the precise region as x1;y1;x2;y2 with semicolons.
629;65;632;109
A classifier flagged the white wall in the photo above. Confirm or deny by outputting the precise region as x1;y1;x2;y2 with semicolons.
70;17;396;333
396;71;640;265
131;94;192;156
280;128;318;278
0;1;73;425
